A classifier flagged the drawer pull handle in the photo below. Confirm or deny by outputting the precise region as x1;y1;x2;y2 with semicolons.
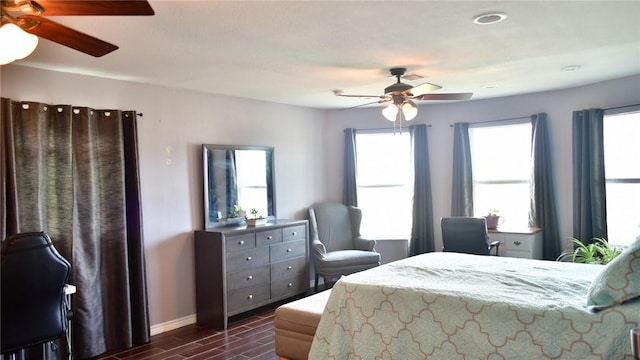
286;248;292;252
288;283;293;287
247;275;253;280
287;266;293;270
239;240;244;245
246;256;252;261
514;241;522;246
291;231;297;236
267;236;272;240
248;294;253;300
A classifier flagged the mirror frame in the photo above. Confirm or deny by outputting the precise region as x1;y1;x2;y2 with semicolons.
202;144;276;229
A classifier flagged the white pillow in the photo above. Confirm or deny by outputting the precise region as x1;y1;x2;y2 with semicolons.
586;236;640;312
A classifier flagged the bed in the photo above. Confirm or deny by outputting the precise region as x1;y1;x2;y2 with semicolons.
308;249;640;359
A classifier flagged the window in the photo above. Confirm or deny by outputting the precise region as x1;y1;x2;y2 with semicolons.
235;150;268;216
469;122;532;228
603;109;640;247
355;131;412;239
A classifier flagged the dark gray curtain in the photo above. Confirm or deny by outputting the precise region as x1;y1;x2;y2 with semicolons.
451;123;473;216
266;150;274;216
409;124;435;255
206;148;219;221
529;113;562;260
572;109;607;244
1;98;150;359
225;150;238;212
343;128;358;206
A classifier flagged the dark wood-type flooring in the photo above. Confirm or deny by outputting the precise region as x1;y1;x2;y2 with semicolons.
93;305;281;360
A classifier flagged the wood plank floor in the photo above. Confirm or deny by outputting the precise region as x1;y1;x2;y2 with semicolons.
92;306;280;360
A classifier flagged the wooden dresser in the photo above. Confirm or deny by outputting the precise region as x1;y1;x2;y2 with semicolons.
194;219;309;329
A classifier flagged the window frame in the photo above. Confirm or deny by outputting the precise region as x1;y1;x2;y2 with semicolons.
354;129;413;239
603;105;640;246
468;119;533;228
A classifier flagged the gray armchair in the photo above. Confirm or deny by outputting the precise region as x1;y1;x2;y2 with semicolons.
309;202;381;291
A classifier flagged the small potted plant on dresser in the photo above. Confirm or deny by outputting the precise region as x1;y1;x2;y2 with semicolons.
245;208;267;226
484;209;503;230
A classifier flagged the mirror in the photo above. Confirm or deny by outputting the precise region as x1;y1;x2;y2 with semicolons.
203;144;275;228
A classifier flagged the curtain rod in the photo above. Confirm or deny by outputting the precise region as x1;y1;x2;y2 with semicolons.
605;103;640;111
344;124;431;132
449;115;530;127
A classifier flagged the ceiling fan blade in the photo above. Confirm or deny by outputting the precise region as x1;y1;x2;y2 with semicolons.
407;82;442;95
414;93;474;101
18;15;118;56
340;100;386;111
337;94;385;99
35;0;154;16
334;92;386;100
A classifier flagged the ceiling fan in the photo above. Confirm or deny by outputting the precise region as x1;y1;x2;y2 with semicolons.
0;0;154;58
334;67;473;121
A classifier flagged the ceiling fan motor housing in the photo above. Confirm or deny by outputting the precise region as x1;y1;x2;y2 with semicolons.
385;82;413;95
385;67;412;95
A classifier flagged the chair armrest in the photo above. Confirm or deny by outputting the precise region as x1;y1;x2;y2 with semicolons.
312;238;327;257
489;240;500;256
353;236;376;251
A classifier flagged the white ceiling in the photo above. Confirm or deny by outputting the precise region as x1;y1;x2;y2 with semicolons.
11;0;640;109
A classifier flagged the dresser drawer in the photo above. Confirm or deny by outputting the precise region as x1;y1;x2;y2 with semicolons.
271;256;306;280
225;233;256;252
503;235;534;251
256;229;282;248
270;239;306;263
226;265;270;292
271;274;307;298
282;225;306;242
226;247;269;272
227;284;270;314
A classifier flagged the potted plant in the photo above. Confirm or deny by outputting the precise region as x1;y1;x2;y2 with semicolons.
219;204;246;224
556;237;622;264
484;208;503;229
245;208;267;226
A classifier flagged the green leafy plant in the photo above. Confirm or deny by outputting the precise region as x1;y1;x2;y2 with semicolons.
228;204;244;218
247;208;264;220
557;237;623;264
487;208;500;216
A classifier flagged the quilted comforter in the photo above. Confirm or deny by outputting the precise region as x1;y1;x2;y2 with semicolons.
309;252;639;359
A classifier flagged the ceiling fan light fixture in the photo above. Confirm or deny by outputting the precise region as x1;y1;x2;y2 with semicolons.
402;101;418;120
382;104;399;121
473;12;507;25
0;22;38;65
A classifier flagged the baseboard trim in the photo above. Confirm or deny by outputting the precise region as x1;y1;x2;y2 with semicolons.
150;314;197;336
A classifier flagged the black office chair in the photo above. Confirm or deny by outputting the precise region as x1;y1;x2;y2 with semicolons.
1;232;72;359
441;217;500;256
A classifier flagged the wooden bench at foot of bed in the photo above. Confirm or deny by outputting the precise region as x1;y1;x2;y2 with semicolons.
274;289;331;360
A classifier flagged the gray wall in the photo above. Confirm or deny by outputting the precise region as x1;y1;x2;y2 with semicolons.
2;64;639;331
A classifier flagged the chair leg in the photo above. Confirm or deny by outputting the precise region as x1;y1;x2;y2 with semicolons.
314;273;319;292
323;276;333;289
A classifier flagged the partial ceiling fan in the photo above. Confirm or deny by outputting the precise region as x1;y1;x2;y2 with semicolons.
334;67;472;122
0;0;154;59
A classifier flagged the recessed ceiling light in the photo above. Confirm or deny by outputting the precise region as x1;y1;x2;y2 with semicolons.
561;65;582;71
473;12;507;25
482;84;498;89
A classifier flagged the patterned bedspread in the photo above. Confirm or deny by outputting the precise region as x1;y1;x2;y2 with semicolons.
309;253;640;359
